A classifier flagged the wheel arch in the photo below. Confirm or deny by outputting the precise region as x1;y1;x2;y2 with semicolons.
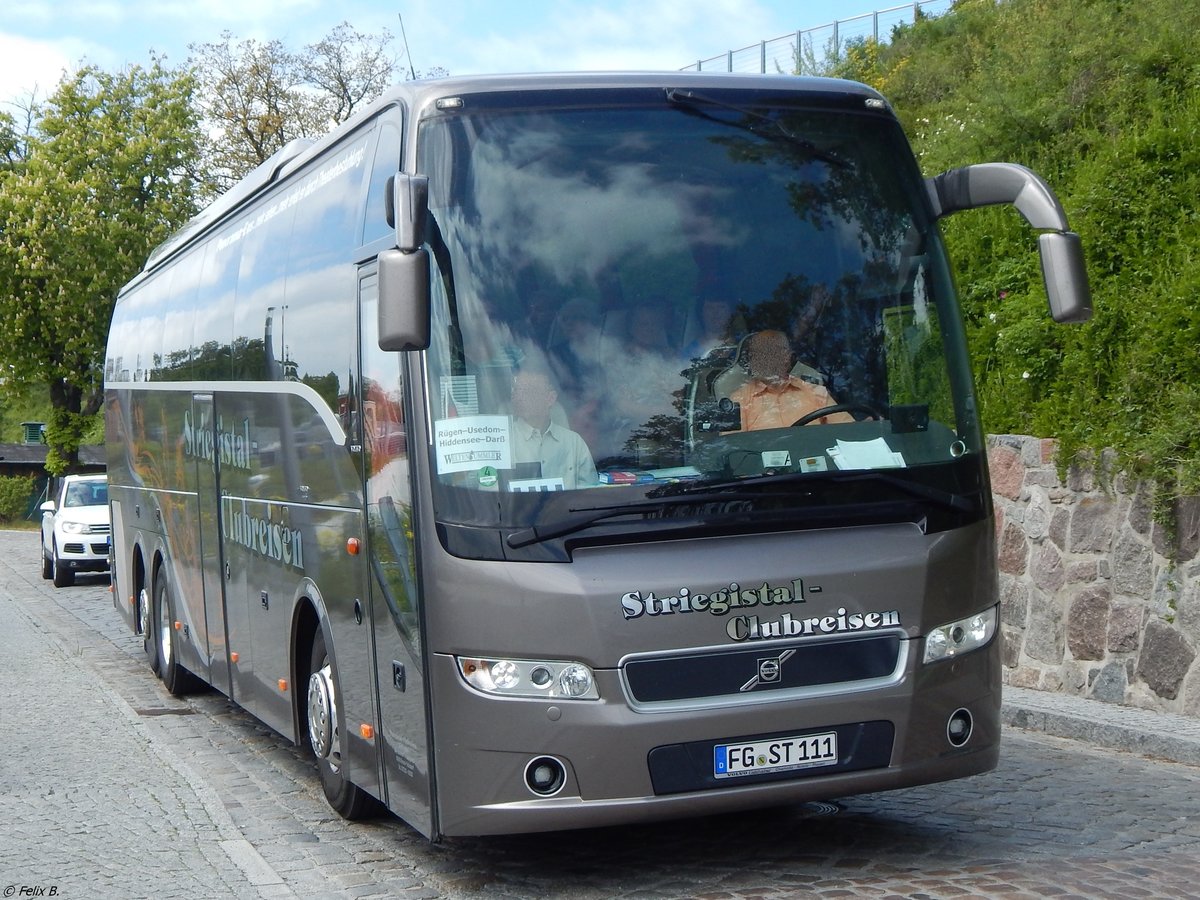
290;580;330;748
130;543;148;630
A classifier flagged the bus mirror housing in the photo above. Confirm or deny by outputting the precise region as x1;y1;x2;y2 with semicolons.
1038;231;1092;324
378;174;432;351
378;247;431;351
393;174;429;252
927;162;1092;324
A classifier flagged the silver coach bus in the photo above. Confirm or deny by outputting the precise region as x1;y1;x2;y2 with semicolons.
105;73;1090;839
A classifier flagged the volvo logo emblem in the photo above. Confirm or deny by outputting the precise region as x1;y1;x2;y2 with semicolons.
740;648;796;691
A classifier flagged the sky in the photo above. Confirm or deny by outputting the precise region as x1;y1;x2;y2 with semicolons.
0;0;907;113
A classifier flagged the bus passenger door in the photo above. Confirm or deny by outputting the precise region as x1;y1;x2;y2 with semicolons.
358;265;433;835
193;393;234;698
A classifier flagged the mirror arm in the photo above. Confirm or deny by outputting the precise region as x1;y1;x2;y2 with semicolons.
926;162;1069;231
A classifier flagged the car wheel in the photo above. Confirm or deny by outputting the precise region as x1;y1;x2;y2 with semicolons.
51;545;74;588
306;629;378;819
41;549;53;580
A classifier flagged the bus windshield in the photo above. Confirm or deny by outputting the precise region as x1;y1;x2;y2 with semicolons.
418;88;983;552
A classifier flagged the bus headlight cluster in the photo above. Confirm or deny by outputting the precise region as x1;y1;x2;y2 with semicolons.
923;605;997;664
457;657;599;700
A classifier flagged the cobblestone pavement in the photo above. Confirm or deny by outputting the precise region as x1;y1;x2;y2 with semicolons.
4;529;1200;899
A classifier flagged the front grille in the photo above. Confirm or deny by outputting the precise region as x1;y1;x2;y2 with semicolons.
90;543;110;555
623;632;904;706
63;543;85;554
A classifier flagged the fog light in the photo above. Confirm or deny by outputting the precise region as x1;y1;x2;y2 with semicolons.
557;663;594;698
947;708;973;747
525;756;566;796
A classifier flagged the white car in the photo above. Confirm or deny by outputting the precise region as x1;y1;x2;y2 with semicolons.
41;474;111;587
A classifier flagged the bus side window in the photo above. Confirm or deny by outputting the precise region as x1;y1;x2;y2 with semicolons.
364;119;404;246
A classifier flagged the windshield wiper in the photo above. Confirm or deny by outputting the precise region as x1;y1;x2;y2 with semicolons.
506;504;645;549
652;469;976;514
506;492;786;549
665;88;850;169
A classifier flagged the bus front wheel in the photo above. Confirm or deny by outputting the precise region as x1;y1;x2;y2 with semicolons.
306;630;378;820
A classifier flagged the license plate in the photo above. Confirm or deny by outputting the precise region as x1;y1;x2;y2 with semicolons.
714;731;838;778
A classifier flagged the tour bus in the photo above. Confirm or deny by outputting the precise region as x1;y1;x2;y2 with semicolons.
105;72;1090;839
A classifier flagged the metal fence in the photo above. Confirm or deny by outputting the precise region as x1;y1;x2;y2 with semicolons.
682;0;953;75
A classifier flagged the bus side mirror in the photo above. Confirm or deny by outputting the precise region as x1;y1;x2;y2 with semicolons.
927;162;1092;324
378;248;431;351
393;174;429;252
1039;231;1091;324
378;174;432;351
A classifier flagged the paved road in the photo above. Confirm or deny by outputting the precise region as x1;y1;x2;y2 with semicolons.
3;529;1200;899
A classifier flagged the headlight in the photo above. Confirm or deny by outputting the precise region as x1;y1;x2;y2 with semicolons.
923;605;998;664
60;520;88;534
457;656;599;700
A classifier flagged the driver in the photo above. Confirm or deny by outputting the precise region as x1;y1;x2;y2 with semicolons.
730;330;853;431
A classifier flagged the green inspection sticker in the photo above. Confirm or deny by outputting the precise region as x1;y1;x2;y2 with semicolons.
478;465;498;488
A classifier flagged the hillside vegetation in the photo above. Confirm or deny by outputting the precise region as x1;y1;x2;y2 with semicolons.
830;0;1200;499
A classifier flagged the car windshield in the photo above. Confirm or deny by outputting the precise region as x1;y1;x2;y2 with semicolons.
416;88;982;547
64;481;107;507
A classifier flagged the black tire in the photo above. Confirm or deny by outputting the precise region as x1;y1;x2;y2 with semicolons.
51;546;74;588
155;577;199;696
41;549;53;580
139;586;160;675
306;629;379;820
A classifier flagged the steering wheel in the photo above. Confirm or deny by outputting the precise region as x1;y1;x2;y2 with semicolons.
791;402;884;428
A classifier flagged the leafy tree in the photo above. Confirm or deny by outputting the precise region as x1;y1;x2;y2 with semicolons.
301;22;398;125
190;22;402;193
0;87;46;170
0;61;200;473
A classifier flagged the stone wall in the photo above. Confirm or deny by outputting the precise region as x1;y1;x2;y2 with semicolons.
989;434;1200;716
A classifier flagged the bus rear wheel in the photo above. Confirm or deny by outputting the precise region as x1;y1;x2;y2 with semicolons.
155;577;199;696
139;587;160;674
306;630;378;820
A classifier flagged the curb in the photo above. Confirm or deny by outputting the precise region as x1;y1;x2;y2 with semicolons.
1002;685;1200;767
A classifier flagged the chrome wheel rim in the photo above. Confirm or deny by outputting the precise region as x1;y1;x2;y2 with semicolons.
157;590;172;668
307;660;340;772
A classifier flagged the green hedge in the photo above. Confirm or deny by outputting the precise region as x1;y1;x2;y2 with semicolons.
827;0;1200;508
0;475;35;523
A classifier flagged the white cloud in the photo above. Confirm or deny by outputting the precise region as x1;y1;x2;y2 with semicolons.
0;33;80;110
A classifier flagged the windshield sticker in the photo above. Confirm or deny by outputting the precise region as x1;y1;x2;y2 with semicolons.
441;375;479;418
509;477;566;492
434;415;511;474
618;579;899;642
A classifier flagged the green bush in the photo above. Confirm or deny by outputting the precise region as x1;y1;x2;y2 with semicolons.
0;475;35;522
826;0;1200;509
